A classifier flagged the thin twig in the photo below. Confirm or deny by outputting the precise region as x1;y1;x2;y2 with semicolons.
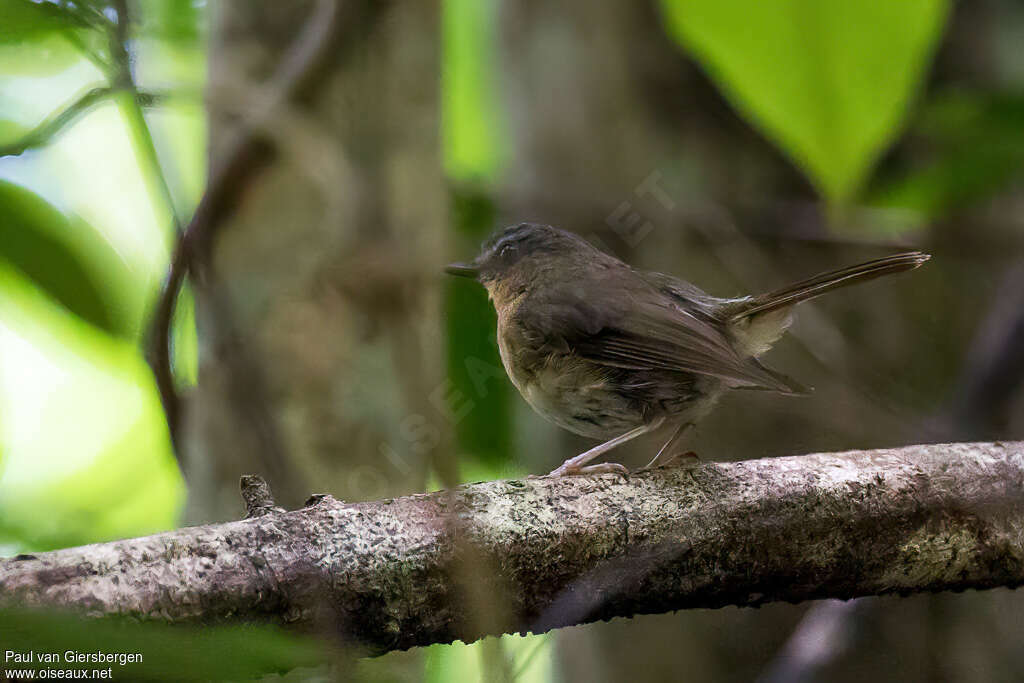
0;87;113;158
109;0;184;235
0;85;173;159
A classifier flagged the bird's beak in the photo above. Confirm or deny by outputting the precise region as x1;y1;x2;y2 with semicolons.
444;262;479;279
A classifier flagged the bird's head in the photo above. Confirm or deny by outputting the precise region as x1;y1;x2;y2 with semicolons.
445;223;598;304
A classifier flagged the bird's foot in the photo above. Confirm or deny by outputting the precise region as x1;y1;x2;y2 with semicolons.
547;461;629;478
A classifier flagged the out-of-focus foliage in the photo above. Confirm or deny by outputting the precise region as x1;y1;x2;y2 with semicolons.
0;0;86;45
445;189;515;469
0;261;183;551
442;0;505;184
0;0;202;556
660;0;950;204
443;0;515;471
0;31;91;77
171;283;198;387
872;90;1024;218
424;634;553;683
0;1;104;77
0;608;326;681
139;0;202;46
0;180;134;337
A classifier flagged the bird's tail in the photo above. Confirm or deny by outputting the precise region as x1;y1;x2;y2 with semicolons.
730;251;931;321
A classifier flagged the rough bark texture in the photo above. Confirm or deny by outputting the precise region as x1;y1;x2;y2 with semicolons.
2;442;1022;654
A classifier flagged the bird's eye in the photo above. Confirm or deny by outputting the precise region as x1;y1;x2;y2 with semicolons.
499;243;517;259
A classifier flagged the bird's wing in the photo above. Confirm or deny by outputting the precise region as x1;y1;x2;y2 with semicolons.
517;274;806;394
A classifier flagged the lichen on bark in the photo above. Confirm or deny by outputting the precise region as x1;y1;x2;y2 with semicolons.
1;442;1022;654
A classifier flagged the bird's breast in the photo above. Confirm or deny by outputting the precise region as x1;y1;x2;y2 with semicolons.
496;318;645;439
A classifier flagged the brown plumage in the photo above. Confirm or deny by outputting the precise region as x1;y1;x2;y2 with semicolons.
446;223;929;476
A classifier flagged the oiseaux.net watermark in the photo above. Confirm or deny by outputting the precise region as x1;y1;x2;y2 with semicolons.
3;650;142;680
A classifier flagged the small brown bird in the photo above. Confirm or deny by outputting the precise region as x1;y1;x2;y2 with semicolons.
446;223;929;476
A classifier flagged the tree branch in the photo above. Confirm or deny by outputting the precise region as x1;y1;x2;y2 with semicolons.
1;442;1022;655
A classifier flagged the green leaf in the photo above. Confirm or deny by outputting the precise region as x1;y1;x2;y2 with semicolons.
138;0;202;45
0;118;30;146
172;283;198;388
0;180;133;337
0;1;107;76
659;0;949;204
0;263;184;552
0;608;326;680
0;0;88;44
870;91;1024;218
0;30;87;75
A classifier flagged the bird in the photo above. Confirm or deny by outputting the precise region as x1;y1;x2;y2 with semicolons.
445;223;929;477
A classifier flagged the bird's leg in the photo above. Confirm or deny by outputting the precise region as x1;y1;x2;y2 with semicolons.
548;418;665;477
639;421;694;471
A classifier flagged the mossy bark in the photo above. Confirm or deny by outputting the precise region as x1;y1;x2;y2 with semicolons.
2;442;1022;654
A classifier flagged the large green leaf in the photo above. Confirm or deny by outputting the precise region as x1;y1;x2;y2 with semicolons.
0;180;133;337
660;0;949;204
0;263;183;552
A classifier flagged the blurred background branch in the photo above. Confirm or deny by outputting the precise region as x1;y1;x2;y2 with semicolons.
146;0;342;458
